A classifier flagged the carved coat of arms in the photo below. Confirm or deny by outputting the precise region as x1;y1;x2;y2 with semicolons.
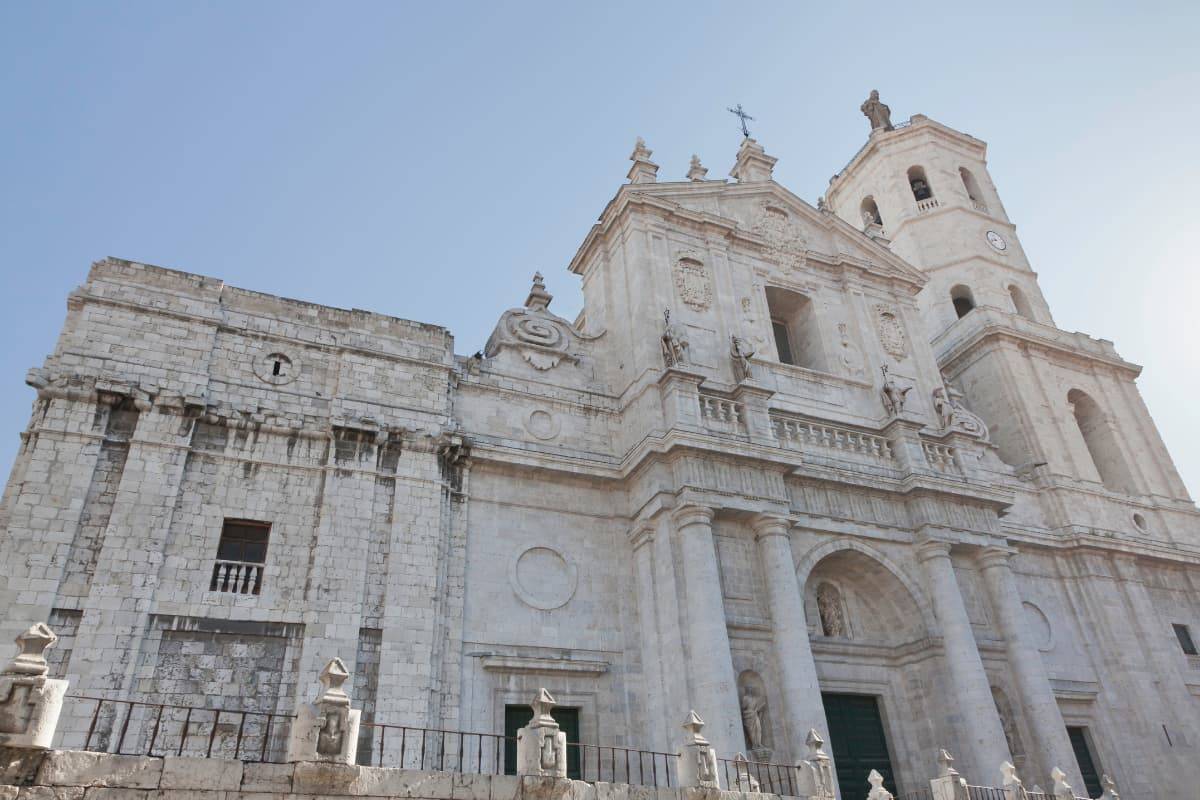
873;304;909;360
752;203;807;271
674;254;712;311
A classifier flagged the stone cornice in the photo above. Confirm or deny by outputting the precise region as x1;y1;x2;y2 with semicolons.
67;288;456;373
933;307;1141;378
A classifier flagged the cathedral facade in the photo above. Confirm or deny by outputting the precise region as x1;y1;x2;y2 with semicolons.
2;98;1198;798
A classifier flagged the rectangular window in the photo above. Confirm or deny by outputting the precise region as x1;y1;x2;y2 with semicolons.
210;519;269;595
1174;623;1198;656
765;287;827;371
1066;726;1103;799
772;320;794;365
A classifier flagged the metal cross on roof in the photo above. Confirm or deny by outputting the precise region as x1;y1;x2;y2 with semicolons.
727;103;754;137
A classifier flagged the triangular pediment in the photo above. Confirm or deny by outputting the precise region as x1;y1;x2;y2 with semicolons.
570;178;927;291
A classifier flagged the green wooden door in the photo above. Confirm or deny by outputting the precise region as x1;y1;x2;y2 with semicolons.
1067;726;1103;798
821;693;896;797
503;705;582;779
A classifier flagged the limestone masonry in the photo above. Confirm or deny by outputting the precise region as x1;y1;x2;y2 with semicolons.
2;95;1198;798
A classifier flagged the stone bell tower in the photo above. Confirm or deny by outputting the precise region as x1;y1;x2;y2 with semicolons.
826;93;1200;792
823;92;1193;514
825;99;1051;338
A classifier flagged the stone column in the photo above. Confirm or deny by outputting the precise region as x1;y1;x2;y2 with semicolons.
630;522;668;749
916;540;1011;777
752;515;830;760
977;547;1081;790
672;505;743;756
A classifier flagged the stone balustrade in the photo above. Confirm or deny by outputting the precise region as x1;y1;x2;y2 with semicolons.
922;442;960;474
698;394;745;434
771;415;895;463
917;197;940;213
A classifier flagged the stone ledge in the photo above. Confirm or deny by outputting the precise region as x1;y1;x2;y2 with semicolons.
35;754;162;789
2;752;789;800
160;758;243;791
238;763;294;793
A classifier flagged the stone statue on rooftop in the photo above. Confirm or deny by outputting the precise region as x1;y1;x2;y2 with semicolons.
861;90;894;132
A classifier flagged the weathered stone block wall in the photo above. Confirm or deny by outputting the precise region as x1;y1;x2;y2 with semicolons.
0;751;781;800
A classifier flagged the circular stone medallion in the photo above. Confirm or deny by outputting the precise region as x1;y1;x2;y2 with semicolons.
525;409;561;440
509;546;578;610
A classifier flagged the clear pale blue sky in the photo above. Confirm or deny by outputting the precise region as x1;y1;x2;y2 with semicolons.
2;2;1198;499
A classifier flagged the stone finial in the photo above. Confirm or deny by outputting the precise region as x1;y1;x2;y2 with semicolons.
677;711;720;789
0;622;69;750
796;729;835;800
731;753;760;792
867;768;894;800
1098;774;1120;800
929;749;966;800
681;710;706;742
530;687;558;726
525;271;553;311
5;624;56;676
729;137;777;183
286;656;361;764
1050;767;1074;800
317;657;350;706
687;155;708;181
628;137;659;184
517;687;566;777
1000;761;1023;790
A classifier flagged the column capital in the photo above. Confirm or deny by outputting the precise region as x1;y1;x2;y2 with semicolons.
672;504;715;529
916;539;953;563
751;514;791;540
976;546;1017;572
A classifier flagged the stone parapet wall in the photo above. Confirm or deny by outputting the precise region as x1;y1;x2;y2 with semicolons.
0;751;779;800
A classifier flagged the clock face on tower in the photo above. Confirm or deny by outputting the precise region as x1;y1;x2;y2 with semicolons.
986;230;1007;251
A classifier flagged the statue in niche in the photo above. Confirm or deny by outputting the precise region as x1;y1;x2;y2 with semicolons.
991;687;1025;762
837;323;864;377
816;582;848;638
661;309;690;367
731;334;755;382
739;683;767;752
861;90;894;132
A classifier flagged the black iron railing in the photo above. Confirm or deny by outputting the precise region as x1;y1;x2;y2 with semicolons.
356;722;510;773
74;695;292;762
716;757;797;796
568;742;678;788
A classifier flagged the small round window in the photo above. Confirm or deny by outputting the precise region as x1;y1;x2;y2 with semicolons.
253;350;299;386
1132;513;1148;533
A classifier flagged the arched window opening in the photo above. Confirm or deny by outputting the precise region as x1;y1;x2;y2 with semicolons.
765;286;828;371
1008;284;1034;319
907;166;933;201
860;196;883;228
960;167;984;202
950;284;975;319
1067;389;1136;493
